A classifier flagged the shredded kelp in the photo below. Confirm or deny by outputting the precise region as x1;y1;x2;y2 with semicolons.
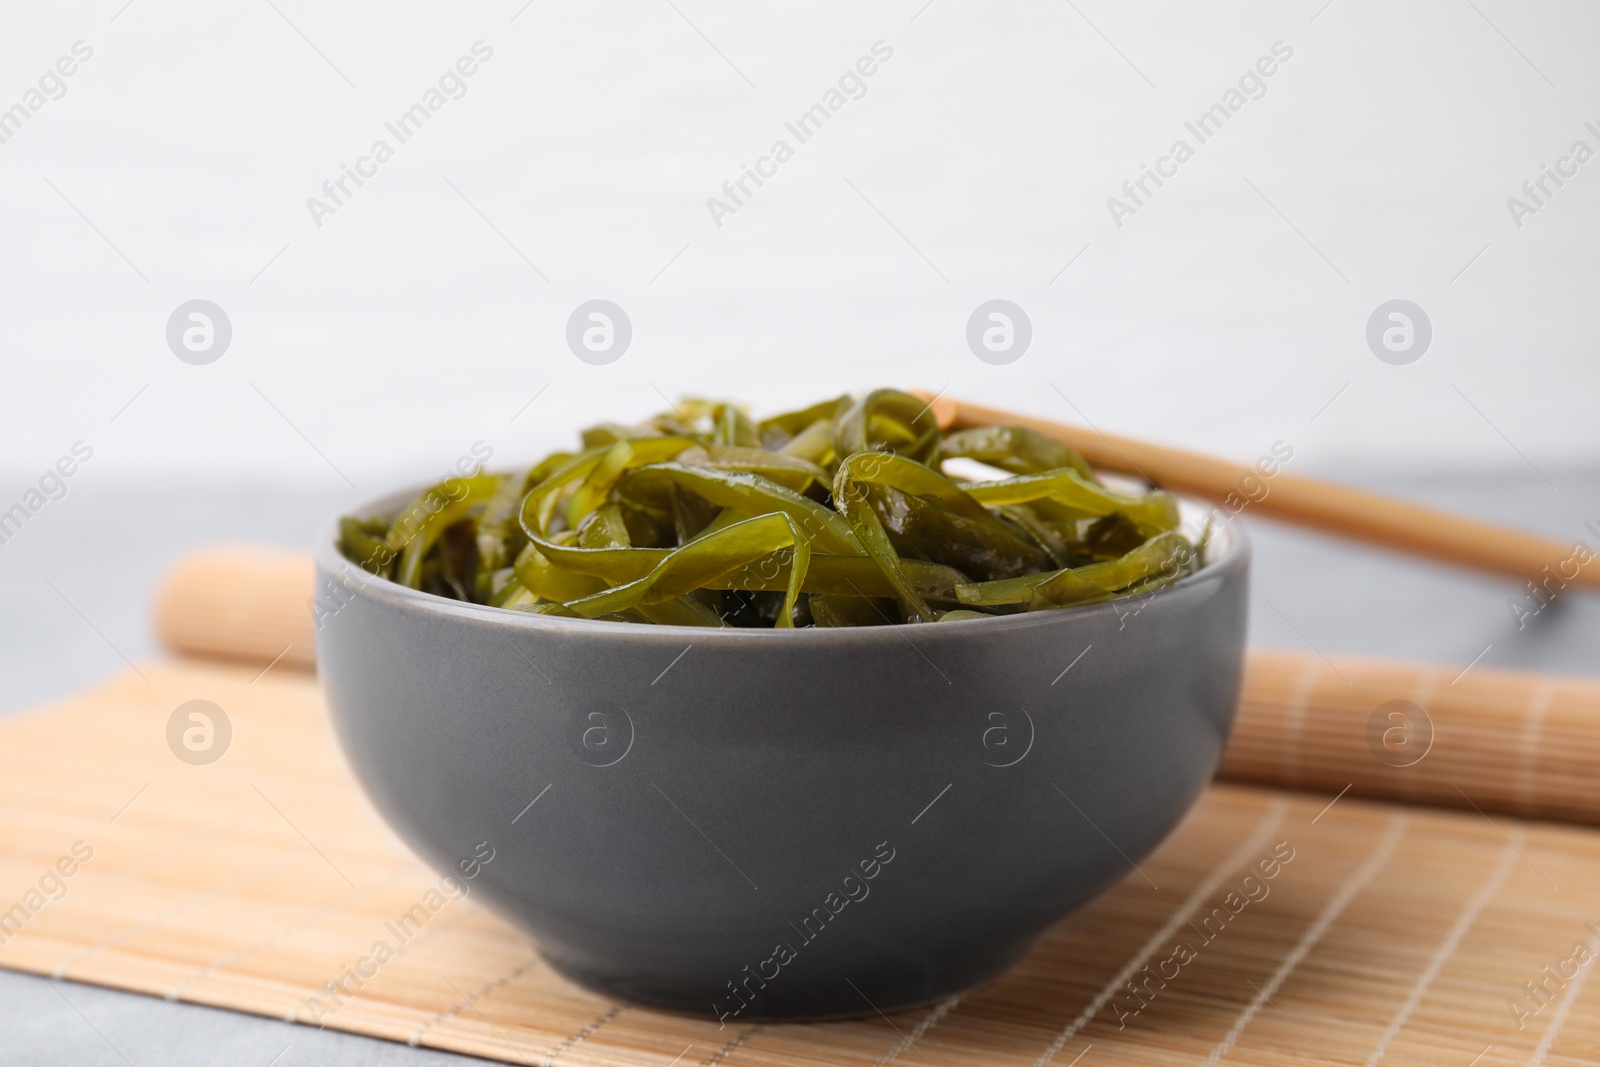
339;390;1201;627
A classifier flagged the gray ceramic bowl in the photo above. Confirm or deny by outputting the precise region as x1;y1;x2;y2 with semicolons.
314;490;1248;1023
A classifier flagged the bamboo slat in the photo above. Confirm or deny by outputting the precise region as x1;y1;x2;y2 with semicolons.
1221;649;1600;826
154;545;317;672
154;546;1600;826
1;661;1598;1065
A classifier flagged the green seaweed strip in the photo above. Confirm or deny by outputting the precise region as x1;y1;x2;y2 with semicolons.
955;531;1193;609
962;470;1179;532
622;463;859;556
562;513;812;627
940;426;1095;479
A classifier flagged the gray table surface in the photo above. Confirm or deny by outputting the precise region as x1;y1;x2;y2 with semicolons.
0;472;1595;1066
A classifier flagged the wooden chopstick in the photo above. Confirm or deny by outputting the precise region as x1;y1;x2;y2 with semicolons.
916;391;1597;592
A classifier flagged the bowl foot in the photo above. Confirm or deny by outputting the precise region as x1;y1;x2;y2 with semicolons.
539;939;1032;1023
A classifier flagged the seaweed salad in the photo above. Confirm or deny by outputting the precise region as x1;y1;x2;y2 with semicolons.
338;389;1203;627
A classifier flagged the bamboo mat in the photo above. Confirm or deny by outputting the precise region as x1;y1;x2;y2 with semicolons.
1221;649;1600;826
3;660;1600;1065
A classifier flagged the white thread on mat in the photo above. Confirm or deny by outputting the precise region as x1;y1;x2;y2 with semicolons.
1279;660;1323;787
1028;796;1292;1067
405;955;541;1047
537;1002;624;1066
702;1024;762;1066
1401;674;1442;803
1528;927;1599;1067
1514;682;1555;814
288;906;473;1026
874;993;962;1067
51;850;299;980
1365;831;1522;1066
166;867;410;1001
1201;812;1409;1067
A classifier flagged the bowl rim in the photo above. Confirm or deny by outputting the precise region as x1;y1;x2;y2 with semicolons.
313;482;1250;643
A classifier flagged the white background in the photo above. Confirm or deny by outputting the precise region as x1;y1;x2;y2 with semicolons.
1;0;1596;492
